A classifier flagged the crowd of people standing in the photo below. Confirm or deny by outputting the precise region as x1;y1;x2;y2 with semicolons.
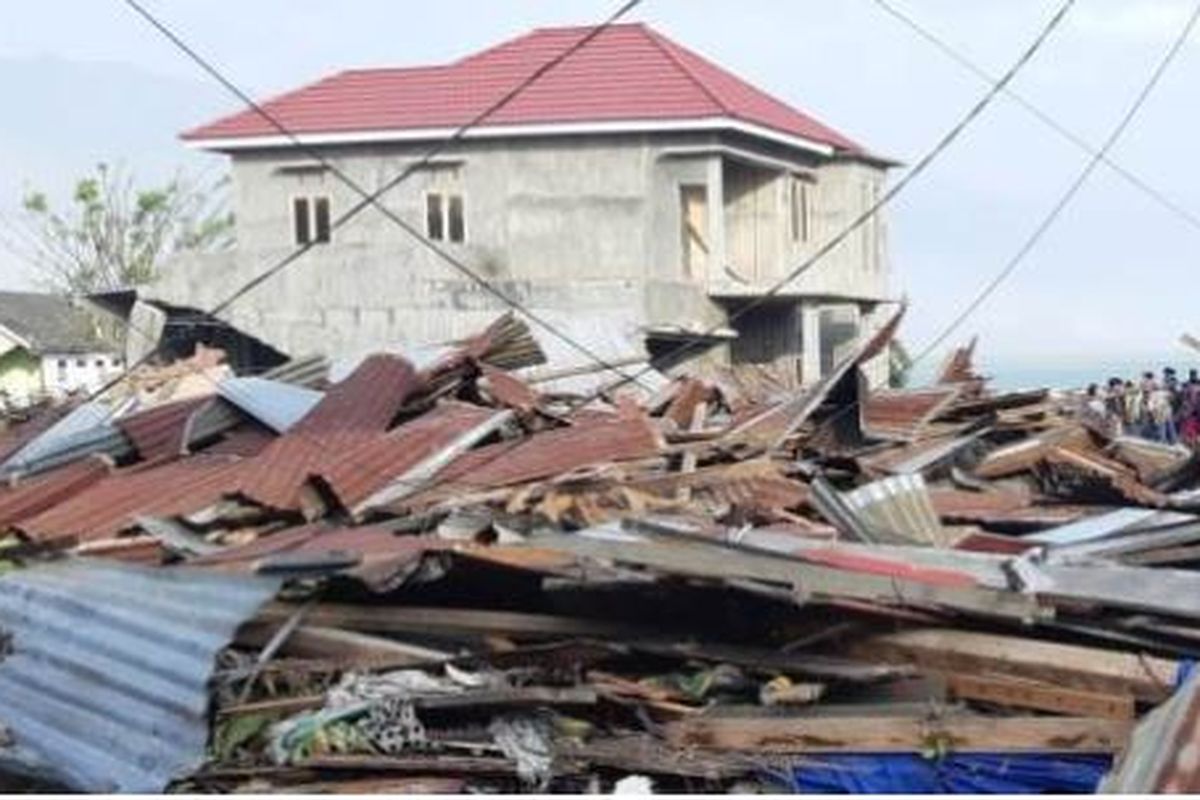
1082;367;1200;445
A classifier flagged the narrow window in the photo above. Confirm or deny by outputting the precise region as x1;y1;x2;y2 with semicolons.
426;193;445;241
293;197;311;245
94;359;104;369
791;178;811;243
75;358;85;368
447;195;465;243
56;359;67;383
313;197;331;243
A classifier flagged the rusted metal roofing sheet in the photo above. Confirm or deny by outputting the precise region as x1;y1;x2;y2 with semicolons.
0;558;278;792
116;397;210;461
0;455;112;529
235;354;419;510
17;455;247;543
329;405;511;514
420;414;663;495
862;386;961;442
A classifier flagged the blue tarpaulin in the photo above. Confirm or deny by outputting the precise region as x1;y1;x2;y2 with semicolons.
762;753;1112;794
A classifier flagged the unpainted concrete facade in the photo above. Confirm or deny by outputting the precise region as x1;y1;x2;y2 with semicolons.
154;130;895;383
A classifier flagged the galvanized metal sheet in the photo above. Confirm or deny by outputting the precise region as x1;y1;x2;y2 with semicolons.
840;474;951;547
217;376;324;433
0;559;278;792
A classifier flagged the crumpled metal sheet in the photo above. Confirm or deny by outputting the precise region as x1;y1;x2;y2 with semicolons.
0;558;279;792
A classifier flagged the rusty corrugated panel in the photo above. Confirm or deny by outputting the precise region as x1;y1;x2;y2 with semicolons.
116;397;211;461
664;378;711;430
863;386;961;442
17;456;247;543
235;355;420;510
0;455;112;529
419;414;663;496
480;363;539;413
316;402;505;511
203;422;276;457
0;558;278;792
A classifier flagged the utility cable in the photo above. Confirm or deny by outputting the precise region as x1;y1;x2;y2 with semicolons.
911;0;1200;367
116;0;650;393
591;0;1077;399
872;0;1200;243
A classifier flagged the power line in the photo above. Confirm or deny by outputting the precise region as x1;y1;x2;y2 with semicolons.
871;0;1200;240
120;0;651;392
590;0;1077;400
911;0;1200;367
46;0;653;502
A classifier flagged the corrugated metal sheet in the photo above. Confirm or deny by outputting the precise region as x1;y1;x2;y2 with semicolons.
862;387;961;442
1;401;132;478
414;414;663;499
316;403;507;512
116;397;211;461
17;456;248;543
217;377;323;433
0;558;278;792
835;474;951;547
0;456;112;530
235;355;420;510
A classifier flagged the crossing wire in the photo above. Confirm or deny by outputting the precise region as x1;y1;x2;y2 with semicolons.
105;0;651;403
910;0;1200;368
872;0;1200;250
586;0;1077;400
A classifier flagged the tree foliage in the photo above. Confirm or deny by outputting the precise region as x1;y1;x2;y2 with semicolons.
9;162;233;294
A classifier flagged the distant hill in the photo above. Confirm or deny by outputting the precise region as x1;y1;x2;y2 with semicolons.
0;55;232;287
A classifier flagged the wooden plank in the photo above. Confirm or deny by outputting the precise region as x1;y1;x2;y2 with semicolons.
663;714;1131;753
255;603;649;640
544;534;1049;622
945;672;1135;720
850;628;1176;703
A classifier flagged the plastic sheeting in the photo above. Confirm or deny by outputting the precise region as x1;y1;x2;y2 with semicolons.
763;753;1112;794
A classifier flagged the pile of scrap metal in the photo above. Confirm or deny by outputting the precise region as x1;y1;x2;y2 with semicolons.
1;307;1199;793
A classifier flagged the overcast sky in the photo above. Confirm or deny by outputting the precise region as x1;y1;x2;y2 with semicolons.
2;0;1199;367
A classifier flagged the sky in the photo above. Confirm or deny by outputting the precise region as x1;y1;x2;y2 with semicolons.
2;0;1200;369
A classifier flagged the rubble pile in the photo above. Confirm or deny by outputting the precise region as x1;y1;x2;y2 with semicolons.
1;308;1199;792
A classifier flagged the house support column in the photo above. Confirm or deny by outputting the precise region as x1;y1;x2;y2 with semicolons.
801;301;822;386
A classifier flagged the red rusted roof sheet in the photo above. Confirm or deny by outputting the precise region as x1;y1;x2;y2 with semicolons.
17;455;248;543
317;402;501;511
235;355;420;510
0;455;112;530
422;414;663;494
117;397;211;461
863;387;961;442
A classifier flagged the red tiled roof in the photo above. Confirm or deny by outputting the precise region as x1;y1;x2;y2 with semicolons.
183;23;864;155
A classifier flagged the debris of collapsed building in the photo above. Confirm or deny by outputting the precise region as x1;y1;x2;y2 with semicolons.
0;307;1197;793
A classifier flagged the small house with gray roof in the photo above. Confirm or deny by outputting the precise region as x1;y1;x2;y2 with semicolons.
0;292;123;406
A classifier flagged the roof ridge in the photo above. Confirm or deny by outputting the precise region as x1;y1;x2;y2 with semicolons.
639;26;730;117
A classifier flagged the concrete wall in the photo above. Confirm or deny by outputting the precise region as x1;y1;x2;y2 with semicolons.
153;131;892;363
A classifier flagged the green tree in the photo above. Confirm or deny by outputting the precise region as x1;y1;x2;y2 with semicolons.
10;162;233;294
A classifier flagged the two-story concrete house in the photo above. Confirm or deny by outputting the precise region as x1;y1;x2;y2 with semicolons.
155;23;897;386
